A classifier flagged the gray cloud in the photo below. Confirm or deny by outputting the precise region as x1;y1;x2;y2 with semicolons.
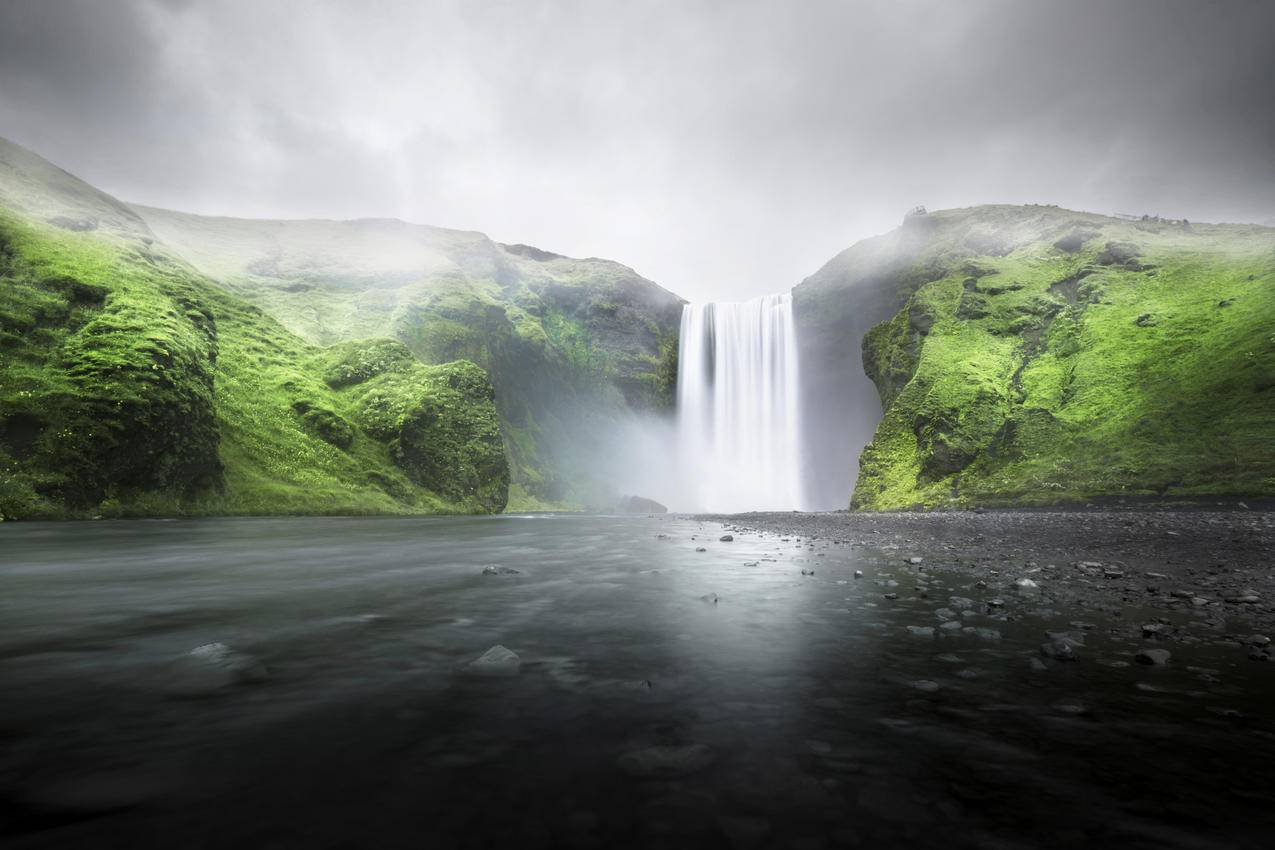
2;0;1273;301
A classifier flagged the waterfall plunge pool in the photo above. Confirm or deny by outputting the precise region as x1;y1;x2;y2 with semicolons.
1;513;1272;849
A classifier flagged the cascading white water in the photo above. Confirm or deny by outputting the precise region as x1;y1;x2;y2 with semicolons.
676;293;804;512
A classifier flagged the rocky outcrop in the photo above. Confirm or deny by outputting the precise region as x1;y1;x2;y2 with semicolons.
132;206;684;510
796;204;1275;510
0;135;512;518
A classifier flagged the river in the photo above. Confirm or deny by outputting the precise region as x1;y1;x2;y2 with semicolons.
1;514;1271;848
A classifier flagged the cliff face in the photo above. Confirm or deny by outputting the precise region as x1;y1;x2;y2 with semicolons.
799;205;1275;510
0;137;508;518
132;208;684;510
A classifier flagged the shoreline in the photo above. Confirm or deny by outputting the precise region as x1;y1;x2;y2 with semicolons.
694;508;1275;641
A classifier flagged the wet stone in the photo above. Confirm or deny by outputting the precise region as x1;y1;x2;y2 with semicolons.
461;644;521;677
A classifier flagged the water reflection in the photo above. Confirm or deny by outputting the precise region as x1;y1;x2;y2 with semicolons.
0;515;1271;848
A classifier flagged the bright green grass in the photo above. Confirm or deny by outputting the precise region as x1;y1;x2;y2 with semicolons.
0;212;508;519
853;210;1275;509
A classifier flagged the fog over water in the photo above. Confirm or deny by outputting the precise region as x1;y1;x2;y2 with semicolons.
2;0;1273;301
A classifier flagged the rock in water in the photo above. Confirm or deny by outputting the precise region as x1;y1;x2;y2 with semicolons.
617;744;715;778
463;644;521;677
167;642;269;696
616;495;668;514
1136;648;1171;666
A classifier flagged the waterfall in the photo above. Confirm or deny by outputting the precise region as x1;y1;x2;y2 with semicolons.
676;293;804;512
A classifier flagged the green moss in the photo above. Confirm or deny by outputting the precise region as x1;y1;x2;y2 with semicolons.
851;206;1275;509
0;212;509;519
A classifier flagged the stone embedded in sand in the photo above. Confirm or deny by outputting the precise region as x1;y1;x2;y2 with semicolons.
1136;648;1172;666
1040;639;1078;661
463;644;521;677
617;743;715;778
719;534;734;542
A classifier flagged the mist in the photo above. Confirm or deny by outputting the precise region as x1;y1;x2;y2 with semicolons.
2;0;1273;302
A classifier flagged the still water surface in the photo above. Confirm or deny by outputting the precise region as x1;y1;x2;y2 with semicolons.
1;515;1272;849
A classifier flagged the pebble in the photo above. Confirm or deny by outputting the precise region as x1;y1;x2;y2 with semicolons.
906;626;935;638
853;570;863;578
1040;639;1078;661
1135;648;1172;666
481;565;520;575
462;644;521;677
166;643;269;696
720;534;734;542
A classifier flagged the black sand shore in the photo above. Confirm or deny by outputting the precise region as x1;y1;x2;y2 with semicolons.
698;508;1275;639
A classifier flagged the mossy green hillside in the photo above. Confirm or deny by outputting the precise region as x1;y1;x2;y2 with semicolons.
842;206;1275;509
133;209;684;510
0;204;508;518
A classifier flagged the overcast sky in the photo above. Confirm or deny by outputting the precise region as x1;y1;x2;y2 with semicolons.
1;0;1273;301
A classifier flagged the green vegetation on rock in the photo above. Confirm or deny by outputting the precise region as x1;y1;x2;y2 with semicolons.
132;210;684;510
0;137;508;519
816;205;1275;509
